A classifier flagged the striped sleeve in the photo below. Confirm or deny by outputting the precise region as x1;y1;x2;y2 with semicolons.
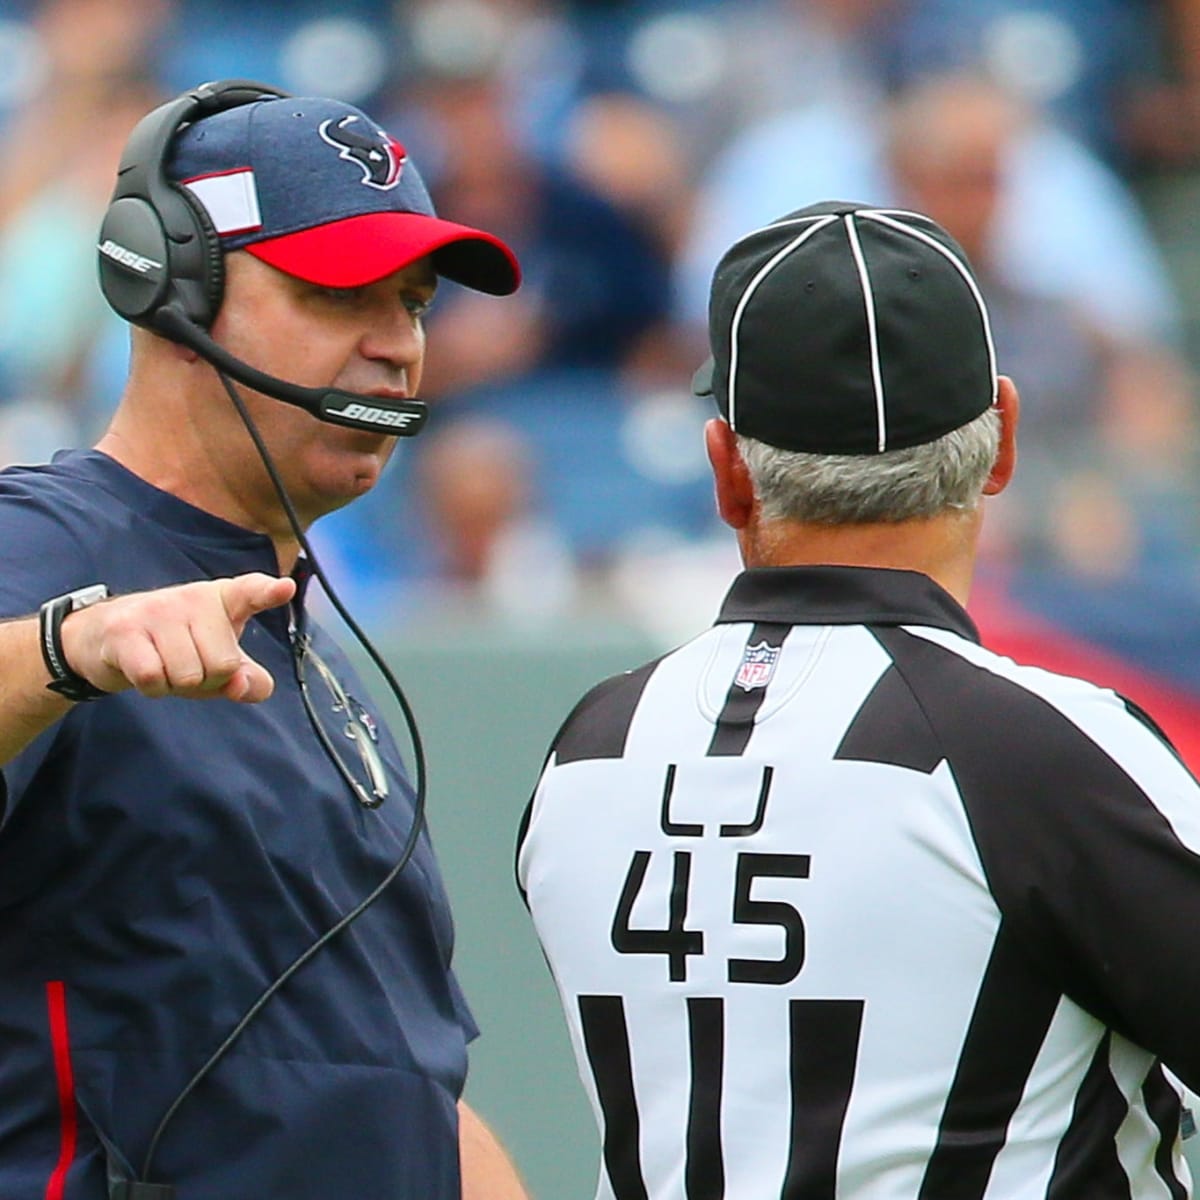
879;625;1200;1091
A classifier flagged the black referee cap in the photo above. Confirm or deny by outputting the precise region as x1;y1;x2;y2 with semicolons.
693;200;998;455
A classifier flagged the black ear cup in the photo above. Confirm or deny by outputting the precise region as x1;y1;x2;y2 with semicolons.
173;184;227;326
97;194;175;324
97;80;289;333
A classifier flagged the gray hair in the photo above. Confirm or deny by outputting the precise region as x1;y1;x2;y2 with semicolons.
737;404;1001;525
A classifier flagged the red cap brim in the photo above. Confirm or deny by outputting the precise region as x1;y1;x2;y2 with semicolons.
245;212;520;295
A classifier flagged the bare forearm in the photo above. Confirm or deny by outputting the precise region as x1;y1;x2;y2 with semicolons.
0;615;72;765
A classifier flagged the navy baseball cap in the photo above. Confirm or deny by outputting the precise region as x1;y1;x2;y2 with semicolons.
694;201;996;454
167;94;520;295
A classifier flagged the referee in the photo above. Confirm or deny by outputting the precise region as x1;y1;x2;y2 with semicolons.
517;201;1200;1199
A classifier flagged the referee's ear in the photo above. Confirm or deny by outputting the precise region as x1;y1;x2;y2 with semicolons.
983;375;1020;497
706;417;755;531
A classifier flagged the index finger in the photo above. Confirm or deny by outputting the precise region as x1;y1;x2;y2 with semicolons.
217;573;297;628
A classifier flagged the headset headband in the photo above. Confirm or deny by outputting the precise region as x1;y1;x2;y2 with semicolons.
98;79;290;331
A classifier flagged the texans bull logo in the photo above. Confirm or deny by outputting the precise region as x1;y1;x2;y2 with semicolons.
317;115;405;190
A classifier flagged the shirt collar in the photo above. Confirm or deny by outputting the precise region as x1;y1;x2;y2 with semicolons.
716;565;980;643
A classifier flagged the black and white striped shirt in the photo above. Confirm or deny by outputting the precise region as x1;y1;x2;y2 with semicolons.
517;566;1200;1199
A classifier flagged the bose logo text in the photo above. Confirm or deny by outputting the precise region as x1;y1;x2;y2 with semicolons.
328;403;420;429
99;240;163;274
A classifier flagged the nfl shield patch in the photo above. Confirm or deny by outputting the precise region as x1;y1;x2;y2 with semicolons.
735;641;780;692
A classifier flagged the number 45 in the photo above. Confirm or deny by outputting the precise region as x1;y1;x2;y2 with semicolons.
611;850;811;985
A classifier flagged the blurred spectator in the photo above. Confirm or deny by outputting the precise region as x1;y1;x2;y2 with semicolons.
583;1;1200;174
873;69;1200;701
560;87;698;384
0;0;171;460
675;64;1183;350
310;413;581;630
562;89;691;264
871;0;1200;171
551;1;907;178
395;0;587;163
317;364;720;624
390;65;672;398
411;417;580;622
883;72;1200;580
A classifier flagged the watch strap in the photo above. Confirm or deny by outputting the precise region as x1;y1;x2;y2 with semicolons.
40;585;111;702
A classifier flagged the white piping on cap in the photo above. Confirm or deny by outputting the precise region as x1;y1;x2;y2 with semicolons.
726;213;839;433
864;209;999;406
842;213;888;452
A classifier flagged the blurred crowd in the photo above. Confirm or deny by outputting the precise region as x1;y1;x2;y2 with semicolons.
4;0;1200;697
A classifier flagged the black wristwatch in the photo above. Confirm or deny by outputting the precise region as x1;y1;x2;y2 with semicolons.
39;584;111;702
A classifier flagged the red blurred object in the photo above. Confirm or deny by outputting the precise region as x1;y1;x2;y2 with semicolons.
971;584;1200;776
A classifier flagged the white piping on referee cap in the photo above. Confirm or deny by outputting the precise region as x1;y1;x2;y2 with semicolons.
842;212;888;452
726;213;839;434
863;209;1000;407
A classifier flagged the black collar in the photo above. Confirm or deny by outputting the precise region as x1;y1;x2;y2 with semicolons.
716;566;980;643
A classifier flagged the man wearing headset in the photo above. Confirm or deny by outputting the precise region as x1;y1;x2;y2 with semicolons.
0;85;528;1199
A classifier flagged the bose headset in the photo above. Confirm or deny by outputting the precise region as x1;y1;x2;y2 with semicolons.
95;81;432;1199
98;77;428;436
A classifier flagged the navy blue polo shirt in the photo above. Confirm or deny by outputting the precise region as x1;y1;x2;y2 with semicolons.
0;450;476;1199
